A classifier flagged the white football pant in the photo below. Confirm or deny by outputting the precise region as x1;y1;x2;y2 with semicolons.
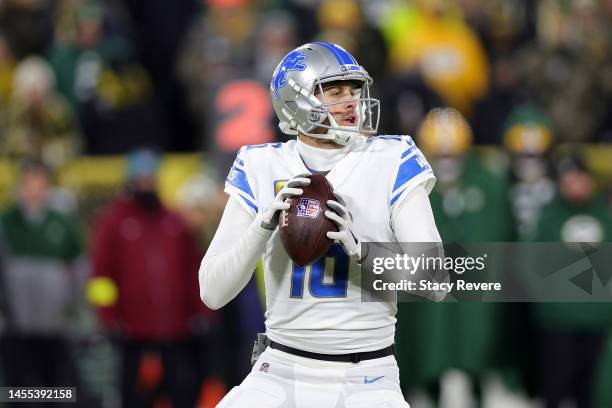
217;347;410;408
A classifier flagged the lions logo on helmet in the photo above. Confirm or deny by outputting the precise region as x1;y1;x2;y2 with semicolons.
272;50;307;100
269;42;380;146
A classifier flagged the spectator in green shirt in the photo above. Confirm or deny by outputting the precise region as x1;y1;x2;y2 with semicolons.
0;161;83;389
531;152;612;408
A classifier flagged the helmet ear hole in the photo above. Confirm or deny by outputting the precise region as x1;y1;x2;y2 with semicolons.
309;111;324;124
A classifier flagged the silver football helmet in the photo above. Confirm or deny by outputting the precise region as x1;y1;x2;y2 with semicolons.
270;42;380;145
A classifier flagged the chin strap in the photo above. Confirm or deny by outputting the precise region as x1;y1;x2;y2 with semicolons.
326;115;359;145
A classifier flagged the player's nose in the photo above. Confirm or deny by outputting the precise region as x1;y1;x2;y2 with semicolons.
341;97;356;111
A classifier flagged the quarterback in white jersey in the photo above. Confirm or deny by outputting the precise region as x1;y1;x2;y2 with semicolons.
199;42;441;408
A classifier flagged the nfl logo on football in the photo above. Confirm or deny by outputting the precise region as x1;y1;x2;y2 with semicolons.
297;198;321;219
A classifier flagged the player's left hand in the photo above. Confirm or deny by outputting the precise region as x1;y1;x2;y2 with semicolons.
325;195;368;263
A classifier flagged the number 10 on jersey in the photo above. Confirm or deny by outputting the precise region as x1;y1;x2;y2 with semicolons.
290;245;349;298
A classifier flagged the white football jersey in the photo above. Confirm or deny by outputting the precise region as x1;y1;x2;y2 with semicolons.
225;135;435;354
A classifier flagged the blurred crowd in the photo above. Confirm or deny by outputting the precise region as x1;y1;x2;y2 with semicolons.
0;0;611;164
0;0;612;407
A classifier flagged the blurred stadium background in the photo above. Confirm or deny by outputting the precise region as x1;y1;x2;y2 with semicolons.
0;0;611;407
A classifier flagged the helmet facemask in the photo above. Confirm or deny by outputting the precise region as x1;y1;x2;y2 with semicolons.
298;75;379;145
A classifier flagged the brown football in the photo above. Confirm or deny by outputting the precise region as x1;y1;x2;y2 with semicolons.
279;173;338;266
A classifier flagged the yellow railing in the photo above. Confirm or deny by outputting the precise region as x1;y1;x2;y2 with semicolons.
1;145;611;207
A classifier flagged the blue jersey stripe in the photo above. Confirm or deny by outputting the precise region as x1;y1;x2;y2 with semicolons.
231;159;244;171
240;195;258;213
390;191;402;206
245;142;282;150
226;166;255;200
366;135;403;143
405;137;415;148
400;146;417;159
392;154;430;193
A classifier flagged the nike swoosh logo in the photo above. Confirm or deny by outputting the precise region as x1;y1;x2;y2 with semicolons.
364;375;385;384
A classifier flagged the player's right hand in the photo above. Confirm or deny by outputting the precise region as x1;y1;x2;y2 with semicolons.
260;173;311;230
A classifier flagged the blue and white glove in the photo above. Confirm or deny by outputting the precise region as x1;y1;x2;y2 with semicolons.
260;173;311;230
325;195;368;263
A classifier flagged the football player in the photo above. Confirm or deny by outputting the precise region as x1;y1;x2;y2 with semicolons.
199;42;441;407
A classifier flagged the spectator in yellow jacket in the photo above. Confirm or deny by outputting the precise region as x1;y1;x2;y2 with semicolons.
383;0;490;116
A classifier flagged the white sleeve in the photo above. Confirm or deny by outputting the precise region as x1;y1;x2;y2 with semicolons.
390;185;447;301
198;195;272;310
391;184;442;243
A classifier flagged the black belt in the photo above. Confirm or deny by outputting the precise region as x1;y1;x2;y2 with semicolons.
269;341;395;364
